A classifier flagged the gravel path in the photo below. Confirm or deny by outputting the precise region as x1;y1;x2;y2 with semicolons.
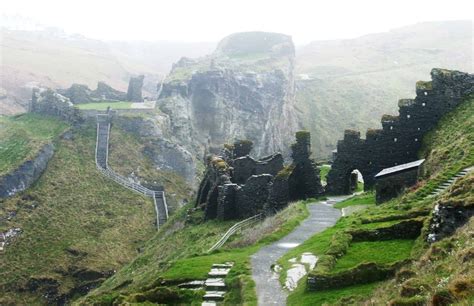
250;196;350;305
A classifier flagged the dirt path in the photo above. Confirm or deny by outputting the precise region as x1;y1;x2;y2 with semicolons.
250;196;350;305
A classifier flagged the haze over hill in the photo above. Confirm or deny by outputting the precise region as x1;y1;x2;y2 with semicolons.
0;26;215;114
295;20;472;157
1;18;472;158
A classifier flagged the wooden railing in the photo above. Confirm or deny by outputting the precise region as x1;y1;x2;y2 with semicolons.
208;214;264;253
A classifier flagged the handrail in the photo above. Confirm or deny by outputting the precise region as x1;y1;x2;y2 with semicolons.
208;213;263;253
94;114;169;227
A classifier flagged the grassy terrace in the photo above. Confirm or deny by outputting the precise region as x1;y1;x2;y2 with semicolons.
74;101;133;110
0;113;68;176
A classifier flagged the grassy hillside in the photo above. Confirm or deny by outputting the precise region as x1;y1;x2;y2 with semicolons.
0;119;190;304
80;199;311;305
0;113;68;176
296;20;472;158
279;94;473;305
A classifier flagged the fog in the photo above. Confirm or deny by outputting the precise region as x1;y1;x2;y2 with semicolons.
2;0;473;44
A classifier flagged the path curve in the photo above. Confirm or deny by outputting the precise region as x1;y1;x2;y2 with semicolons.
251;195;351;306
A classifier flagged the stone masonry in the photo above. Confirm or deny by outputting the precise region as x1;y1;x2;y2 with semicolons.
327;69;474;194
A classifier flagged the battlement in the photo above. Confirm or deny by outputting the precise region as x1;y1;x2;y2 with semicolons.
327;68;473;194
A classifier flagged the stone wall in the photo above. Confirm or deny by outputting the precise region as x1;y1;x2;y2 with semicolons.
60;81;127;103
196;132;323;221
375;168;419;203
127;75;144;102
327;69;474;194
31;88;82;124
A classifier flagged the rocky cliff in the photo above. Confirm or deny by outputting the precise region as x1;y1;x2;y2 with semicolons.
156;32;299;160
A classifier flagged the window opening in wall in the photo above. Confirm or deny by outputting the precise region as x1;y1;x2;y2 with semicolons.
407;114;411;119
394;138;398;142
424;92;428;96
422;102;426;106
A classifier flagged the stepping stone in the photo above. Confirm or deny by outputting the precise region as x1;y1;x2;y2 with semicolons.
205;278;226;290
212;263;233;269
203;291;226;301
202;302;217;306
208;268;231;277
178;280;205;289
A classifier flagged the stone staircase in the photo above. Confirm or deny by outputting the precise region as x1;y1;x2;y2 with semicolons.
428;166;473;198
179;262;234;306
95;113;168;228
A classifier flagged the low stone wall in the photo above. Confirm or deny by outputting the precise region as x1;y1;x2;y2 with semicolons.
350;219;424;241
0;143;54;198
307;261;408;291
375;168;419;203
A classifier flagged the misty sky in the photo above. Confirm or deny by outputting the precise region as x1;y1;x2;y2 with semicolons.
2;0;473;44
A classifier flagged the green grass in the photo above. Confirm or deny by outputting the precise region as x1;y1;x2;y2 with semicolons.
332;240;415;272
75;101;133;110
287;280;381;306
81;200;310;305
0;113;68;176
0;124;162;304
319;164;331;183
333;192;375;209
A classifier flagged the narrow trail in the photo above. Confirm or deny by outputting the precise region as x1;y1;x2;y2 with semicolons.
251;195;351;306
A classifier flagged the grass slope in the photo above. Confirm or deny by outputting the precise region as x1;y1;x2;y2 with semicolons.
75;102;133;110
81;200;310;305
0;113;68;176
0;122;182;304
280;94;474;305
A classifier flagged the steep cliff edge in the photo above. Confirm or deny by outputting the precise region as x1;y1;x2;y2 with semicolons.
157;32;299;158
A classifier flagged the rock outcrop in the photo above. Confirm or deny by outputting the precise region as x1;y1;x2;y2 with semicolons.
127;75;145;102
0;143;54;198
60;80;131;104
115;115;196;184
327;69;474;194
196;132;323;220
157;32;298;159
31;88;82;123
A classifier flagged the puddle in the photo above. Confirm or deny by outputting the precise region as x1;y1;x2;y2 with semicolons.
277;242;300;248
301;252;318;270
284;252;319;291
285;264;306;291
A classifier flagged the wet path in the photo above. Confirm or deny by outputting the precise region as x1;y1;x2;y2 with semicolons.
250;196;350;305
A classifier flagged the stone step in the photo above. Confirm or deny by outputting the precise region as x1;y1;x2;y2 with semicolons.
205;278;226;290
178;280;205;289
208;268;231;277
203;291;226;301
212;263;234;269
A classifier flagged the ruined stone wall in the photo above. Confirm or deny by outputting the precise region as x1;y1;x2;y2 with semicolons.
31;88;82;124
327;69;474;194
196;133;323;221
375;169;419;203
127;75;144;102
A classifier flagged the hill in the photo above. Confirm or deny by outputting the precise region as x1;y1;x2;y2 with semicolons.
295;20;473;158
81;88;473;305
0;27;215;115
0;116;191;304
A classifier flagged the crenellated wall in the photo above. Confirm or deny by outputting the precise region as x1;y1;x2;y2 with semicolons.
327;68;474;194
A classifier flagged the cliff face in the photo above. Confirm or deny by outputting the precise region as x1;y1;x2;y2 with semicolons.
157;32;299;159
